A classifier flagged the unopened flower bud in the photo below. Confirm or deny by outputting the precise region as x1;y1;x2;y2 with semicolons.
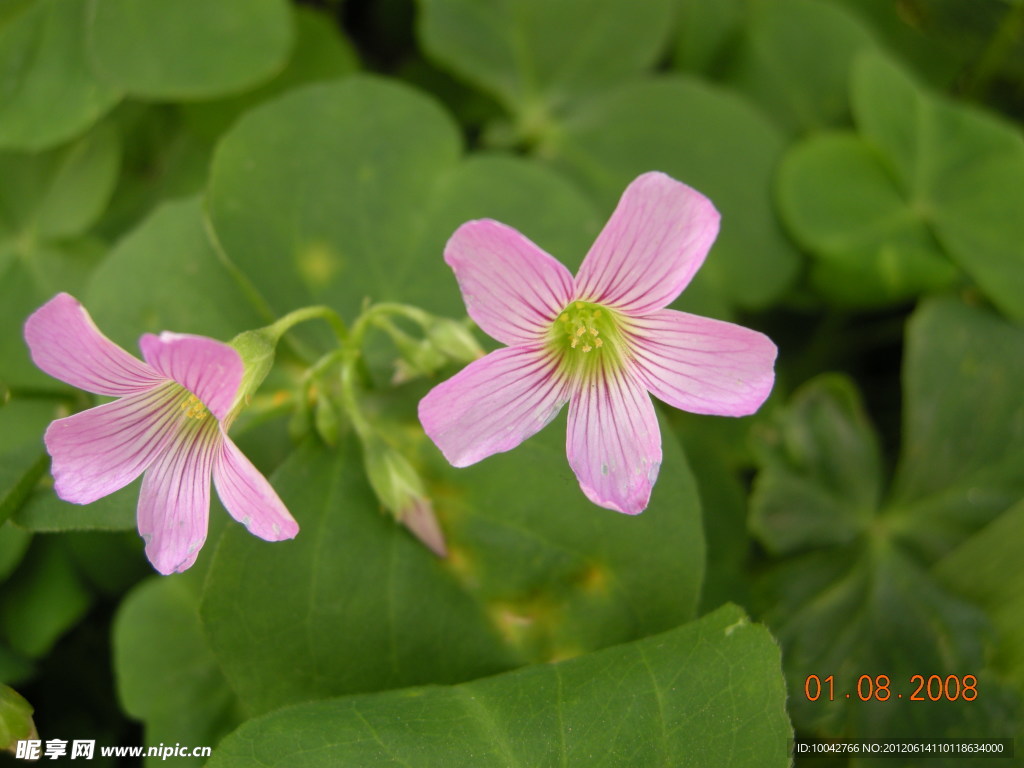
425;317;484;364
363;437;446;556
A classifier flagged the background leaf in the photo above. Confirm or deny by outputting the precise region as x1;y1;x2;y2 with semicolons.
0;0;120;150
87;0;293;100
417;0;673;132
208;604;791;768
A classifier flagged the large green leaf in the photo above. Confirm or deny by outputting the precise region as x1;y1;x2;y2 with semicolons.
0;0;121;150
114;575;240;767
776;131;959;305
206;77;599;332
723;0;879;136
750;297;1024;740
86;0;293;99
416;0;672;135
201;414;703;716
208;604;790;768
180;7;360;142
545;76;800;311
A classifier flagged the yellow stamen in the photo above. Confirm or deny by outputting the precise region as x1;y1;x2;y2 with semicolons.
180;394;208;421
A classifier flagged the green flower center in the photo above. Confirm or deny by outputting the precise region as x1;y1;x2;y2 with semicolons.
548;300;626;378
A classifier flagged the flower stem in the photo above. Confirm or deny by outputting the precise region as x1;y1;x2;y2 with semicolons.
266;305;349;345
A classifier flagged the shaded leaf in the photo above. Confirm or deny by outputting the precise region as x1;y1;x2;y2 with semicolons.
417;0;672;133
114;575;240;767
208;605;791;768
724;0;878;135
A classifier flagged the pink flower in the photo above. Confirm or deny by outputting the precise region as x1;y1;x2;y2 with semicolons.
24;294;299;574
419;172;777;514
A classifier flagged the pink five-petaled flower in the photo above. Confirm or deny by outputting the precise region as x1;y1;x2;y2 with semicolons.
418;171;777;515
24;294;299;574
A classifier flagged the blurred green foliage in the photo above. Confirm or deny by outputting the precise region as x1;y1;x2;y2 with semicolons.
0;0;1022;765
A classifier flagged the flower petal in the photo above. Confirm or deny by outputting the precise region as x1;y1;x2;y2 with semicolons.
625;309;777;417
566;367;661;515
137;419;219;575
445;219;575;345
24;293;165;396
45;383;185;504
139;332;243;420
213;433;299;542
574;172;720;315
419;345;570;467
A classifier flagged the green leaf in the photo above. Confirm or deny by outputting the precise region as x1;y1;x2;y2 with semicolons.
205;77;599;335
417;0;673;132
545;76;800;310
0;0;121;150
724;0;879;136
114;576;240;767
751;374;881;556
936;499;1024;694
851;51;1024;320
201;413;702;716
0;398;59;527
86;0;293;99
889;296;1024;556
671;0;743;74
14;481;137;532
0;538;91;658
0;684;35;751
0;523;31;582
180;6;360;142
751;297;1024;740
85;196;264;349
776;131;959;305
0;121;120;242
208;605;791;768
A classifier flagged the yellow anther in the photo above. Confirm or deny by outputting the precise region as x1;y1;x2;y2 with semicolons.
595;338;604;348
592;310;601;319
179;394;208;421
575;301;585;309
575;327;585;337
581;344;592;353
589;327;599;336
570;337;578;349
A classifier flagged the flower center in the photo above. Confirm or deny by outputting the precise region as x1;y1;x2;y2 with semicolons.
179;393;208;421
549;300;625;378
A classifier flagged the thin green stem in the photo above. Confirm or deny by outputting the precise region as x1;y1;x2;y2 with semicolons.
266;305;349;344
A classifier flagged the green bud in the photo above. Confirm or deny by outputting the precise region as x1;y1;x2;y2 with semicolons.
226;328;279;427
425;317;484;364
0;684;36;753
362;437;446;556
